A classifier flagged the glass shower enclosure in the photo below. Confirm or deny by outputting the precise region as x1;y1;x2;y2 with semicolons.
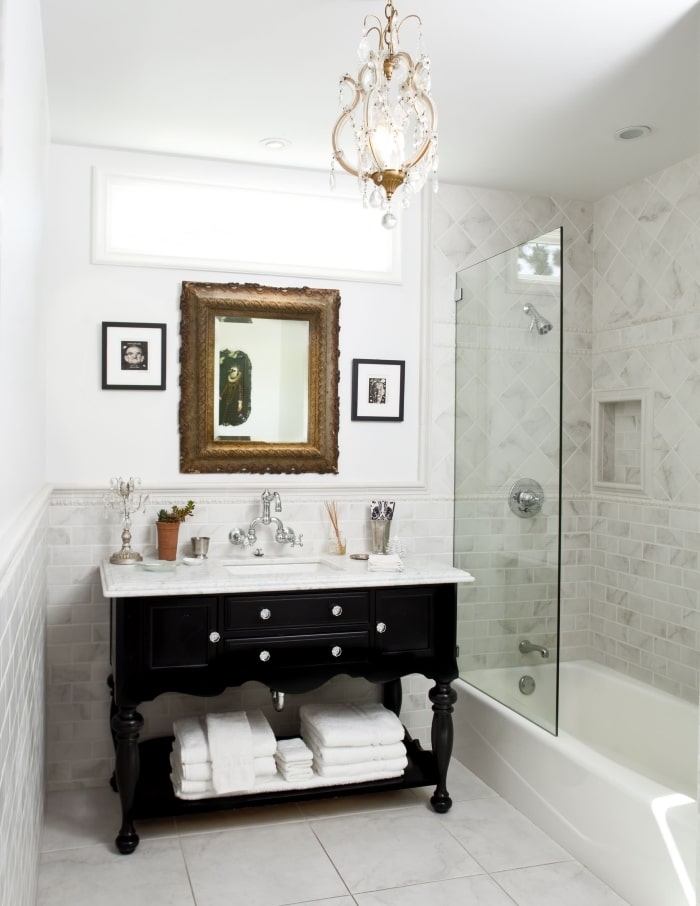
454;229;563;733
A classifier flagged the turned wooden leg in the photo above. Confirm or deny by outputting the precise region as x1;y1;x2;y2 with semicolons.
428;681;457;813
382;678;403;716
111;706;144;854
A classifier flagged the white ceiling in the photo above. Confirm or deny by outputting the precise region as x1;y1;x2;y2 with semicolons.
40;0;700;201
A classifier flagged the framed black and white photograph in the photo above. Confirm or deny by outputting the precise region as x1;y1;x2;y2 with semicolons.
351;358;405;421
101;321;166;390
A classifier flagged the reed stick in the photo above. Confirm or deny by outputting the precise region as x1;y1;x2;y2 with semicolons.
324;500;343;548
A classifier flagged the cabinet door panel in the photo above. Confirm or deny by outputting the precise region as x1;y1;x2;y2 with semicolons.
375;588;433;652
147;597;217;668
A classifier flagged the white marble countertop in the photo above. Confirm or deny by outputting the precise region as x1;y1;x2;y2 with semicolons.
100;554;475;598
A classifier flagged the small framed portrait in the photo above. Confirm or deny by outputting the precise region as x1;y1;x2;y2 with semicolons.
351;358;405;421
101;321;166;390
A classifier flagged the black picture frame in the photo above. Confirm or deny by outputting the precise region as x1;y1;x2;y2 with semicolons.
351;358;405;421
101;321;166;390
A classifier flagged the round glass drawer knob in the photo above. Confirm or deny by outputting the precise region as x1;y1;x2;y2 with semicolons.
259;650;271;662
331;646;342;658
260;608;272;620
331;605;343;617
209;631;221;643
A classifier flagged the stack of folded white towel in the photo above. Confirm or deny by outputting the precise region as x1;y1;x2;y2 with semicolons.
274;737;314;782
367;554;404;572
300;702;407;780
170;709;277;799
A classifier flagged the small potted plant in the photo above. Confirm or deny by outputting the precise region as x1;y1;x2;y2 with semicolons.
155;500;195;560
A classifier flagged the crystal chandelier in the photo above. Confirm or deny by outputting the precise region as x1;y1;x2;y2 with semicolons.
331;1;438;229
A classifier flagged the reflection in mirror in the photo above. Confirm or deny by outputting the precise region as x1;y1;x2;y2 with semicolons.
180;282;340;474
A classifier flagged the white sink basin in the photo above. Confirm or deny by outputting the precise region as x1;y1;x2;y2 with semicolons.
220;557;344;577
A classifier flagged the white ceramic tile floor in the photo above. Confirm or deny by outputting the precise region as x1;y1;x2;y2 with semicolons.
38;760;630;906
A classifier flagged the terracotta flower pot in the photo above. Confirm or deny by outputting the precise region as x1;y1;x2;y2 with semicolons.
156;522;180;561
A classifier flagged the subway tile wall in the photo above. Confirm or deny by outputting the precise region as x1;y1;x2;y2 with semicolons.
590;153;700;699
0;511;47;906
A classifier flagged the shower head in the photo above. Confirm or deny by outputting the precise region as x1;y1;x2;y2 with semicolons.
523;303;553;335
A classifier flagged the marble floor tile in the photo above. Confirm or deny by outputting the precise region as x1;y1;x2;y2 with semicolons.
37;838;194;906
409;758;498;806
41;786;176;852
493;860;631;905
354;874;518;905
442;795;570;872
174;799;305;836
296;788;419;820
181;821;349;906
310;807;482;893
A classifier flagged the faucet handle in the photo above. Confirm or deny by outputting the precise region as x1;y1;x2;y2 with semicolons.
229;528;250;546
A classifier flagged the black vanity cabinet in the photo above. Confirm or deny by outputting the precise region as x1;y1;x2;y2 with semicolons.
109;582;458;854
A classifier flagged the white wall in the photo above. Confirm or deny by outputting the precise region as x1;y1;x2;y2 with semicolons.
0;0;49;545
44;146;425;488
0;1;50;904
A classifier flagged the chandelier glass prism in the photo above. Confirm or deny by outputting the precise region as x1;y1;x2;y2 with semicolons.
331;1;438;229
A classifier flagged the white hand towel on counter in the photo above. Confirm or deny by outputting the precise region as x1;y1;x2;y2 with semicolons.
313;754;408;779
205;711;255;794
301;726;406;765
299;702;405;748
367;554;403;572
172;716;208;764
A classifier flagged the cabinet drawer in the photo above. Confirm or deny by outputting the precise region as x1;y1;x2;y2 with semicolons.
223;591;370;631
224;631;369;668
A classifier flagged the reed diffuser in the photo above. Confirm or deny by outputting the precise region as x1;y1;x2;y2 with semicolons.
324;500;346;555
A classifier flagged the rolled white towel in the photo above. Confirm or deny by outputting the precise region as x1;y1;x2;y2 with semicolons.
299;702;405;748
172;716;208;764
301;725;406;765
275;738;313;764
205;711;255;794
313;755;407;778
367;554;403;572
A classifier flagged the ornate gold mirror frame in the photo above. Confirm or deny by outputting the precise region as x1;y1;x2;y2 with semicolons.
179;281;340;474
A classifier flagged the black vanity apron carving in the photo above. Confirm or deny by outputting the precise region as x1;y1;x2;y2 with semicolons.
109;582;458;854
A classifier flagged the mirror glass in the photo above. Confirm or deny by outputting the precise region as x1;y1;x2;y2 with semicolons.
180;282;339;474
215;317;309;442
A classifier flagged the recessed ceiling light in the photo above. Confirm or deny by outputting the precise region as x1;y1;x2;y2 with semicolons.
615;125;652;142
260;137;291;151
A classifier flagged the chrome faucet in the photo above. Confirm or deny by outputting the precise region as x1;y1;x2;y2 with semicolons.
519;639;550;659
229;489;303;549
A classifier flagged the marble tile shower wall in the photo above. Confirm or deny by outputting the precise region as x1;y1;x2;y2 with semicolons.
430;184;594;669
590;153;700;699
1;516;47;906
45;492;451;789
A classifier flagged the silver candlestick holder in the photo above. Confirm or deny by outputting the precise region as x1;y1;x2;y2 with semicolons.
105;476;148;565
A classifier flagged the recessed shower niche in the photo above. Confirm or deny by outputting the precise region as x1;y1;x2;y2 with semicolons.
592;389;652;495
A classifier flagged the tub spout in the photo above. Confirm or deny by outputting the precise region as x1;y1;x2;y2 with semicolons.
519;639;550;659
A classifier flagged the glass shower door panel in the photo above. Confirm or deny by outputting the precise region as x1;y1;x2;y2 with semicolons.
454;231;562;734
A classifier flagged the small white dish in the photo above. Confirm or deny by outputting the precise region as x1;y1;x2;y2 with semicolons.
182;556;205;566
141;560;177;572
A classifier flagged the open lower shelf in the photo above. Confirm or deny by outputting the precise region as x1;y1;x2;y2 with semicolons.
128;734;438;819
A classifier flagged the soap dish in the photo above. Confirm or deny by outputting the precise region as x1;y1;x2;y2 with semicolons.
141;560;177;572
182;557;205;566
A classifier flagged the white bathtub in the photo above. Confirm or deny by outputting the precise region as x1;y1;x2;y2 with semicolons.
453;660;697;906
